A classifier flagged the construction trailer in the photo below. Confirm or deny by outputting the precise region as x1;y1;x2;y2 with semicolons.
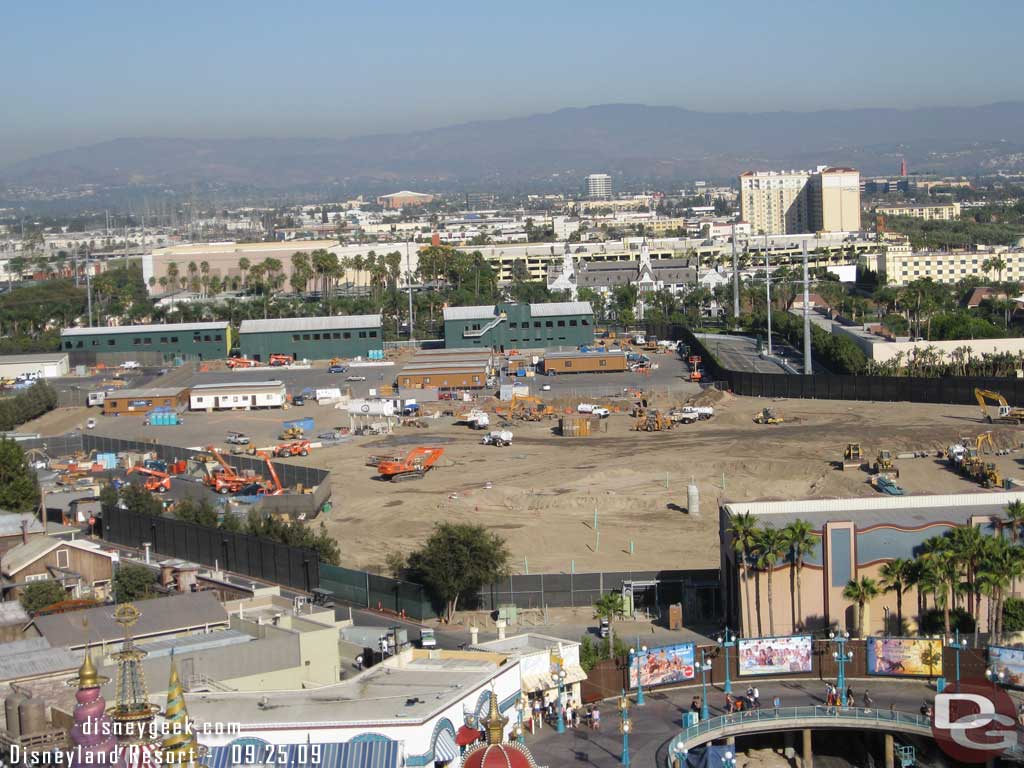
238;314;383;361
397;361;490;390
541;349;628;375
188;380;287;411
101;387;189;416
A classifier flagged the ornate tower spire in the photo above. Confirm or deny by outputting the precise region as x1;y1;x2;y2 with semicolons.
67;645;118;767
109;603;162;766
162;652;207;767
482;690;508;745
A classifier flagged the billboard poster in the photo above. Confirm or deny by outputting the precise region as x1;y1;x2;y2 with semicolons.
628;643;695;688
867;638;942;677
737;636;813;676
989;645;1024;688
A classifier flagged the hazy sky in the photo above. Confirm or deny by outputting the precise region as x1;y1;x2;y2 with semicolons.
2;0;1021;166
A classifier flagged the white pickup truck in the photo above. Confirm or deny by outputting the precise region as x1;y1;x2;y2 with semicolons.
577;403;611;418
461;409;490;429
481;430;513;447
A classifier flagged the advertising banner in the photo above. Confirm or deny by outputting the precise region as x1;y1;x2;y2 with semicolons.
867;637;943;677
628;643;695;688
989;645;1024;688
737;636;813;676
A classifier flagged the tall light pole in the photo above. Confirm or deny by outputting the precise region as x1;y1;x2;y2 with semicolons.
947;629;966;686
698;649;713;721
405;240;415;342
515;695;527;744
716;627;736;694
618;690;632;767
723;750;737;768
830;630;853;696
763;233;772;357
731;225;740;321
555;667;567;734
802;242;812;374
629;643;648;706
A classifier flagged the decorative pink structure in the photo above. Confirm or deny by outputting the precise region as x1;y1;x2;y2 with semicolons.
67;651;119;767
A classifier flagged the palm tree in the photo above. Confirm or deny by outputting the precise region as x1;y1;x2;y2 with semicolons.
782;520;817;633
727;512;759;637
879;559;913;634
921;535;956;638
982;256;1007;284
593;592;624;652
843;576;880;637
753;526;788;636
238;256;251;291
199;261;210;297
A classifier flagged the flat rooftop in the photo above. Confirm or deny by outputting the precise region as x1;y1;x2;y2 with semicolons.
0;353;68;364
179;653;506;727
61;322;228;337
104;388;187;399
240;315;382;334
191;380;284;391
724;491;1024;530
471;632;579;655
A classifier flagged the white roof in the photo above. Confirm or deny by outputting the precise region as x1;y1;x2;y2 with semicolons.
378;191;432;199
530;301;593;317
0;353;68;364
61;322;227;337
443;305;496;321
191;381;284;391
239;315;381;334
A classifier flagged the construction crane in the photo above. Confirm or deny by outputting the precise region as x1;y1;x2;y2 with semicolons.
273;440;311;458
254;451;285;496
375;447;445;482
974;388;1024;424
203;445;259;495
841;443;863;471
754;408;784;425
126;465;171;493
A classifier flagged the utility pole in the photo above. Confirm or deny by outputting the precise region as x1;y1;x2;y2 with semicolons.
86;248;93;327
405;240;414;342
764;232;772;357
802;242;812;374
731;225;740;320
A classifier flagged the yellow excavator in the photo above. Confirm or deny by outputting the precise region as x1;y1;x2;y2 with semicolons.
841;443;863;471
974;388;1024;424
754;408;784;425
497;394;556;421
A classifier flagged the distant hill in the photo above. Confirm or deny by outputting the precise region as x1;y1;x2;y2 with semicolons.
5;102;1024;190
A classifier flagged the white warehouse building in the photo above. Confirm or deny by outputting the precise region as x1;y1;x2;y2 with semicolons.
189;380;287;411
0;353;69;380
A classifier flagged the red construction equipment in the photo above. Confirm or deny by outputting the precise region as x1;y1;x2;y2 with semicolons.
202;445;260;495
375;447;445;481
226;357;258;369
273;440;311;458
268;354;292;367
254;451;285;496
126;465;172;493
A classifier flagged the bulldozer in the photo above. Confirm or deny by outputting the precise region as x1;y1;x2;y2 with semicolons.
753;408;784;425
975;388;1024;424
873;449;899;478
279;426;305;440
633;411;673;432
841;443;863;471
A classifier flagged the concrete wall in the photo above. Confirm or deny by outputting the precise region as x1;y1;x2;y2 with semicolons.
833;323;1024;363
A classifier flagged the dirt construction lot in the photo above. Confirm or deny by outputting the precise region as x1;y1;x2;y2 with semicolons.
25;388;1024;575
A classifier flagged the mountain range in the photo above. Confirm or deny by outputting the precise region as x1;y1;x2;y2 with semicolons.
5;102;1024;191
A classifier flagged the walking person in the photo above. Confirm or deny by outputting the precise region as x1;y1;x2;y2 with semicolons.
773;695;781;713
725;692;734;714
592;705;600;730
846;687;854;708
863;690;873;711
753;686;761;709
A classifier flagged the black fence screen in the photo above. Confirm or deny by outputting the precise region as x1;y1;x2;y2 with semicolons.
103;505;320;591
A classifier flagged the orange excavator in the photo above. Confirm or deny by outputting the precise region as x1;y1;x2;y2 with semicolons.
273;440;311;458
126;465;171;493
203;445;260;495
254;451;285;496
268;354;292;367
226;357;258;369
374;447;445;482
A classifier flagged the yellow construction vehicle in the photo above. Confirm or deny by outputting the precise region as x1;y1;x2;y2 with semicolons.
754;408;784;425
498;394;556;421
959;432;996;455
841;443;863;471
633;411;673;432
974;388;1024;424
873;449;899;478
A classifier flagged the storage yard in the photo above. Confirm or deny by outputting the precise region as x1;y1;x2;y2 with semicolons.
28;347;1024;575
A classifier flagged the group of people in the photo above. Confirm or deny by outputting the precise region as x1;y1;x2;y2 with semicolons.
535;697;601;731
825;682;872;711
724;687;762;714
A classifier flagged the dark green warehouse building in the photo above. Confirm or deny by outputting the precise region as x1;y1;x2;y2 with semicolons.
61;322;230;365
238;314;383;361
442;301;594;350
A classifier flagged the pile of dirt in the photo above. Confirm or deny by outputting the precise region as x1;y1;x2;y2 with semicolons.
688;387;734;407
737;748;795;768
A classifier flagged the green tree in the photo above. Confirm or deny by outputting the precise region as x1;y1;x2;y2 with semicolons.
783;520;817;633
727;512;759;637
879;558;914;634
113;563;157;602
593;591;625;651
0;439;39;512
842;576;880;637
406;523;509;621
1003;597;1024;633
20;580;66;614
753;526;788;636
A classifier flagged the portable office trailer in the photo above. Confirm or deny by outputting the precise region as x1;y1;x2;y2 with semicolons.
188;381;287;410
397;363;489;390
102;388;189;416
542;349;628;374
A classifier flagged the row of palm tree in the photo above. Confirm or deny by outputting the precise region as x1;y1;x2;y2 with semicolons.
729;501;1024;641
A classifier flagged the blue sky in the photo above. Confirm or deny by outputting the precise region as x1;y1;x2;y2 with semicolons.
2;0;1022;165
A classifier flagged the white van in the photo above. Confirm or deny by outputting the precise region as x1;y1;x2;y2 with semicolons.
87;392;106;407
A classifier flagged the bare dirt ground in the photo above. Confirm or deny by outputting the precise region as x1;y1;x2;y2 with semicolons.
305;392;1024;574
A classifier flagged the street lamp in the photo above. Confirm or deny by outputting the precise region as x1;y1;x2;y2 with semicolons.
697;649;713;721
515;695;527;744
986;665;1007;687
947;629;966;686
629;644;648;706
829;630;853;696
555;667;568;734
716;627;737;694
619;690;632;767
723;750;737;768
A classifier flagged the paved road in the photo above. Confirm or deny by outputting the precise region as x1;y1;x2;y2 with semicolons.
695;334;790;375
525;678;965;768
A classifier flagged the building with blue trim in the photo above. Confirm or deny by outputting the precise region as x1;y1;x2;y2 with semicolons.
720;493;1020;638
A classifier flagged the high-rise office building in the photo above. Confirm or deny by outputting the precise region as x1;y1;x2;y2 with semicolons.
585;173;612;200
739;166;861;234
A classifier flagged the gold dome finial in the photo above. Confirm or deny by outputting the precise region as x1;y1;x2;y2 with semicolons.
483;690;508;745
69;648;109;690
